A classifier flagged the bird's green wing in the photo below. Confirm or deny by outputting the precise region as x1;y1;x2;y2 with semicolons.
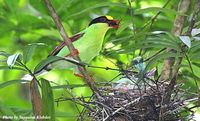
34;33;84;73
49;33;84;56
52;23;110;69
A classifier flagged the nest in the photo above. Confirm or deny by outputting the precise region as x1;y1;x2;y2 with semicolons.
88;79;197;121
55;70;198;121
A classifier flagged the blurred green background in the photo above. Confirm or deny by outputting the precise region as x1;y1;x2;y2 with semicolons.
0;0;200;120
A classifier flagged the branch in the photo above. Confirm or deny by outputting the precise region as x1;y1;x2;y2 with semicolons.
159;0;191;82
104;97;140;120
143;48;166;62
161;0;200;104
43;0;101;99
185;0;200;35
139;0;171;56
141;0;172;30
127;0;136;36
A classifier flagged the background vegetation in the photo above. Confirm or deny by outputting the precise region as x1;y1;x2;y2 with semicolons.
0;0;200;120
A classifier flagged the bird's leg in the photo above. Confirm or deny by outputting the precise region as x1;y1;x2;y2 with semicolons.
73;49;79;55
74;73;84;78
74;73;95;81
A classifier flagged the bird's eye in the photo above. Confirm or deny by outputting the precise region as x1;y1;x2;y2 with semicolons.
100;17;106;22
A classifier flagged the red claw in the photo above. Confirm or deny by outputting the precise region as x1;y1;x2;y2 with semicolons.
74;73;84;78
74;73;95;81
73;49;79;55
65;49;79;57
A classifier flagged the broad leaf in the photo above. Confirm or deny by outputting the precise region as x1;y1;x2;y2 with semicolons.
191;28;200;37
0;80;28;89
0;66;27;71
0;105;15;116
52;84;87;90
34;56;63;74
179;36;191;48
116;21;131;35
0;51;10;57
193;37;200;41
23;45;37;64
34;56;81;74
23;43;46;64
189;41;200;54
65;2;127;19
41;78;55;121
134;7;176;15
7;53;21;68
30;78;42;117
144;52;180;74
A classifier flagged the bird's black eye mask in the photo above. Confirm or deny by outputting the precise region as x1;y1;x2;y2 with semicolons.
88;16;120;28
88;16;108;26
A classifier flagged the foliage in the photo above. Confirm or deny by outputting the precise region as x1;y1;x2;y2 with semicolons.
0;0;200;120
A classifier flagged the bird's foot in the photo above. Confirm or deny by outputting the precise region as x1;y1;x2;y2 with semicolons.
74;73;95;81
65;49;79;57
74;73;84;78
73;49;79;55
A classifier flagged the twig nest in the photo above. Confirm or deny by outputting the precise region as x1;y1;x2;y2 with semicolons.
89;80;197;121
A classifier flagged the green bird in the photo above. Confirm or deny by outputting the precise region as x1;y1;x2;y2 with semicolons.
35;16;120;76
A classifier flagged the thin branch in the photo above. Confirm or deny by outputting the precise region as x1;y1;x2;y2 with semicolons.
43;0;101;99
128;0;136;36
141;0;172;30
144;48;166;62
139;0;171;56
184;52;200;99
185;0;200;36
103;97;140;120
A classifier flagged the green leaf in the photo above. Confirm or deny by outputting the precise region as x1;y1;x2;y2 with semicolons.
9;107;32;116
191;29;200;36
52;84;87;90
23;44;37;64
30;78;42;117
116;21;131;35
189;41;200;54
179;36;191;48
23;43;47;64
0;51;10;57
144;52;180;74
41;78;55;121
0;80;28;89
34;56;63;74
34;56;81;74
4;0;18;13
29;0;49;15
193;37;200;40
134;7;177;15
0;66;27;71
190;52;200;60
138;43;181;52
192;62;200;68
65;2;127;19
55;111;77;117
7;53;22;68
137;52;180;84
0;105;15;116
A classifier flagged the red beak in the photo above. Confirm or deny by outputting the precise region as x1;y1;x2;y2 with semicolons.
108;19;120;29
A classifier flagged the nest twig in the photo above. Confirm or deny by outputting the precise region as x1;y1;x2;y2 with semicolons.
87;80;197;121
